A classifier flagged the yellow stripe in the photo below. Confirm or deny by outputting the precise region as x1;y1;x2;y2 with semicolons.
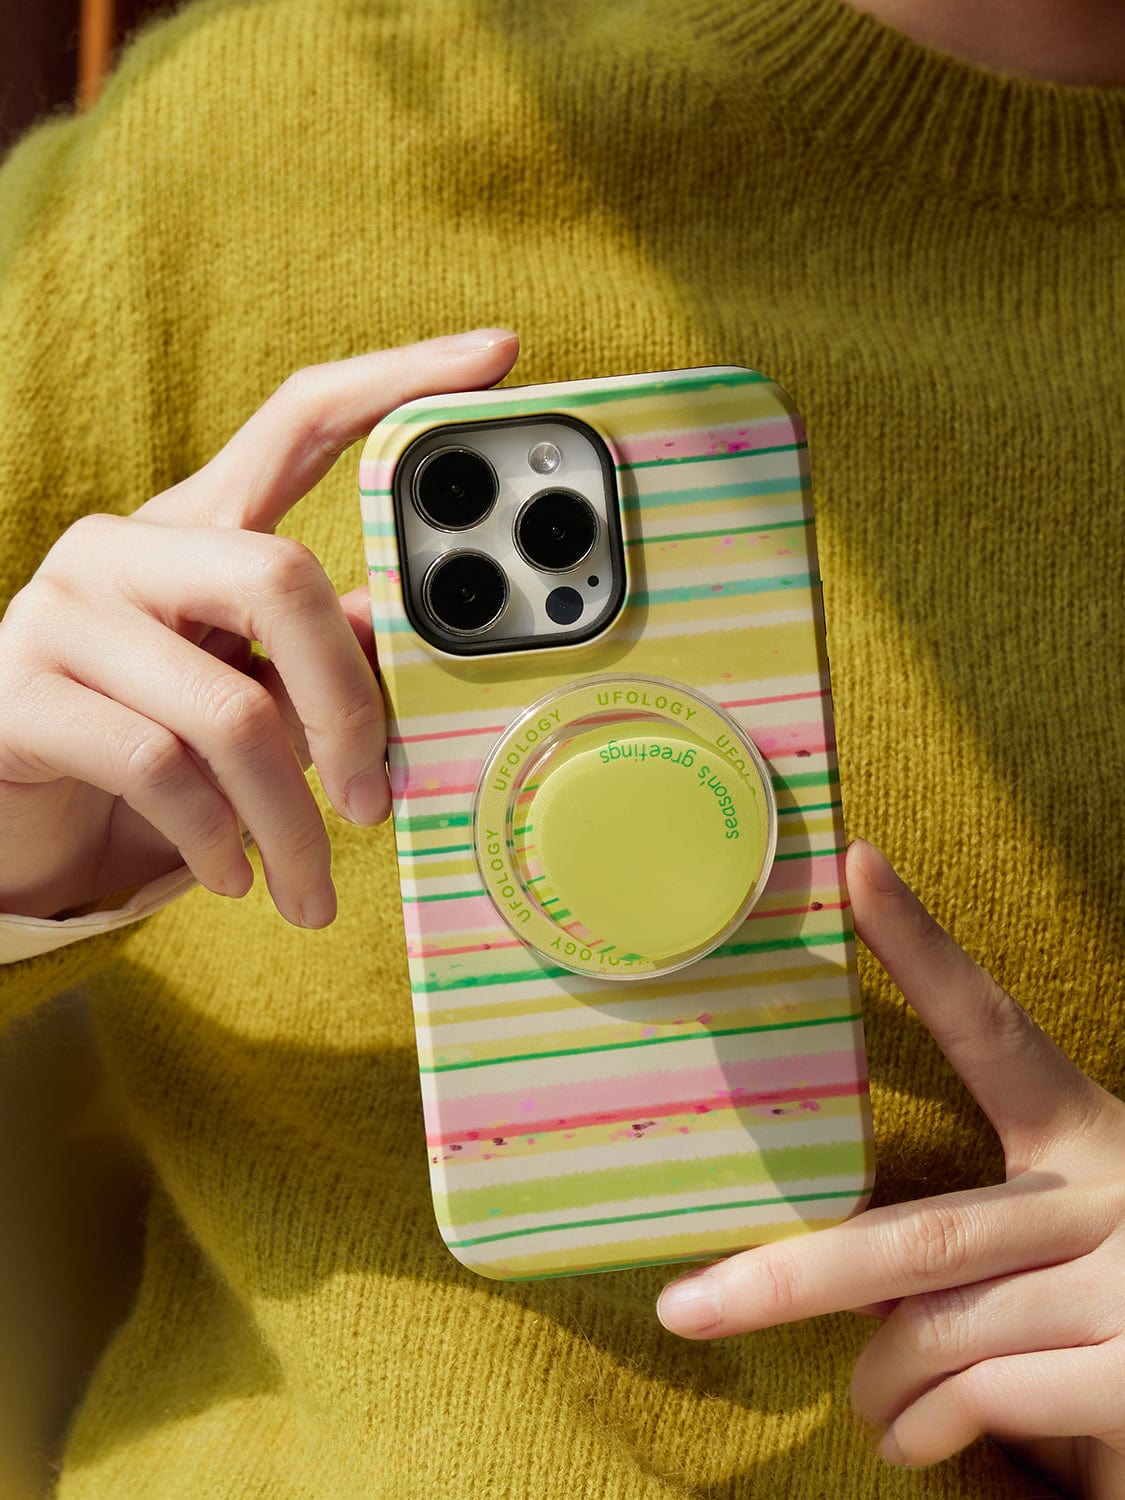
459;1213;860;1278
422;956;854;1027
385;617;824;720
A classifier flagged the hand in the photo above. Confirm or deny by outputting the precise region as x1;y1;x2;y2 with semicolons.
657;839;1125;1499
0;330;519;926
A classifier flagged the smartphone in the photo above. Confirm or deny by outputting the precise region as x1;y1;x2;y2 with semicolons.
360;366;873;1280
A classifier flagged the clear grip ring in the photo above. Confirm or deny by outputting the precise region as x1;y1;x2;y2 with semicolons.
472;674;777;980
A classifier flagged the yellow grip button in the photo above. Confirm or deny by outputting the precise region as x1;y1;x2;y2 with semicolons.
527;727;766;963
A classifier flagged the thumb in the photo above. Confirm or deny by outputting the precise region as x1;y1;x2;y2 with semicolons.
848;838;1096;1169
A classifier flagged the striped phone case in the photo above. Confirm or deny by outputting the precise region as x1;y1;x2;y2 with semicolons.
360;366;873;1279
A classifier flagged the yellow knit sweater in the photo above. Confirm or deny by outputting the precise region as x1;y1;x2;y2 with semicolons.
1;0;1122;1494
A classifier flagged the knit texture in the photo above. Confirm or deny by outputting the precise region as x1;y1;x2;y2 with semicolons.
1;0;1123;1494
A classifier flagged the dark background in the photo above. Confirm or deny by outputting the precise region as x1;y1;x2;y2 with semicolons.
1;0;170;158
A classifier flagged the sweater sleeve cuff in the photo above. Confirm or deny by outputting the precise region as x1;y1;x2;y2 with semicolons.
0;864;199;963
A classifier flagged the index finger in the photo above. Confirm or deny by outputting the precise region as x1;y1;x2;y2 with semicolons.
656;1173;1091;1339
139;330;519;531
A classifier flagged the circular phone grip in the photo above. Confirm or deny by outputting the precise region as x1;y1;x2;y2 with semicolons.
473;675;777;980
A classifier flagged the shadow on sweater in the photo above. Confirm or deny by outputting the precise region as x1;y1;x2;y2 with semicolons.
55;955;1043;1496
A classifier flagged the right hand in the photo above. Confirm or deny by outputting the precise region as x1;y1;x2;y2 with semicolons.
0;330;519;927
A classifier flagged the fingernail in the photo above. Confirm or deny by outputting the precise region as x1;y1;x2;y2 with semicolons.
217;858;253;899
657;1271;722;1334
344;770;391;826
852;838;903;897
878;1425;906;1466
436;328;518;353
298;885;337;929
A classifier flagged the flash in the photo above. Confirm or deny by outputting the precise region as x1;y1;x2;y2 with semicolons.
528;440;562;475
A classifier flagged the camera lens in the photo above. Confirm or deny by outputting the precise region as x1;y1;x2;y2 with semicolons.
515;490;598;573
423;551;508;635
414;448;498;530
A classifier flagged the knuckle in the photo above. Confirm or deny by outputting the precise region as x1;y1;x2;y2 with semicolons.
891;1200;971;1290
250;535;328;608
2;573;71;636
906;1286;972;1364
281;813;331;871
47;512;123;576
950;968;1040;1073
0;675;54;779
120;727;190;796
945;1359;995;1430
182;791;240;858
272;367;340;457
204;677;280;754
56;511;117;553
744;1249;802;1323
327;685;382;741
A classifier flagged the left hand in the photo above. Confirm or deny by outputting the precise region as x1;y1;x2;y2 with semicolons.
656;839;1125;1498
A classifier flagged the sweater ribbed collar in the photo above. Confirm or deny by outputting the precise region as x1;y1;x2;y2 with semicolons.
691;0;1125;210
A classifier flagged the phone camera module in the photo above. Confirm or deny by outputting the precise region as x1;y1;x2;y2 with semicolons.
414;448;498;531
423;551;509;635
515;490;598;573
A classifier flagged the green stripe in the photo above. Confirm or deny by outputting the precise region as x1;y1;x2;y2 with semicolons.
421;1008;863;1073
624;477;805;510
396;370;768;425
447;1186;862;1252
403;887;483;904
637;570;815;607
712;927;853;961
775;769;841;792
397;812;472;833
443;1140;868;1226
628;441;806;469
775;844;846;862
397;842;473;860
413;926;852;994
777;799;842;816
624;517;811;547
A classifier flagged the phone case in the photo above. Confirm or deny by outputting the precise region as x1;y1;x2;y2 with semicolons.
360;367;873;1280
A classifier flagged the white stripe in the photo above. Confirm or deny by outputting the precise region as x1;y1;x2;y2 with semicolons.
419;1016;864;1105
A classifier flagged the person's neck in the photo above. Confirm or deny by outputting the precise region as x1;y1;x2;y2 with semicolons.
846;0;1125;84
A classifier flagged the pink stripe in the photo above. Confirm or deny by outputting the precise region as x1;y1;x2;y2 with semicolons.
405;898;849;959
388;722;505;746
403;894;500;939
720;688;827;710
391;736;833;798
425;1049;860;1141
390;690;826;747
427;1080;867;1149
390;762;478;798
360;459;394;490
619;418;801;467
762;850;845;896
738;719;829;757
